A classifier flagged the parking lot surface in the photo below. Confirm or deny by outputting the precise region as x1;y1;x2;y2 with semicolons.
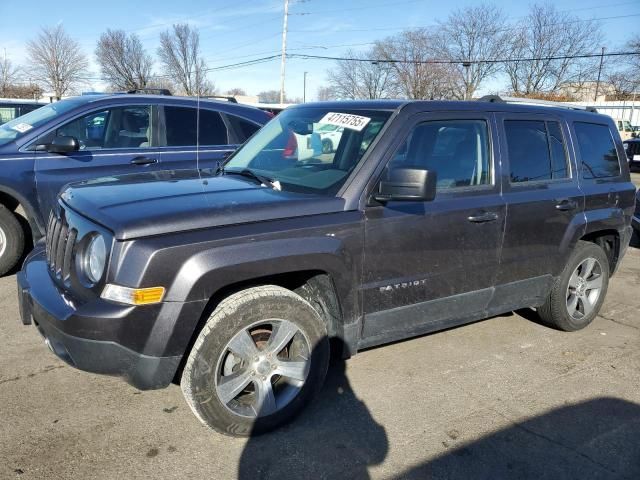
1;174;639;480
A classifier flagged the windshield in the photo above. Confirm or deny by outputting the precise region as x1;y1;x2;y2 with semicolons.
224;107;391;195
0;97;91;146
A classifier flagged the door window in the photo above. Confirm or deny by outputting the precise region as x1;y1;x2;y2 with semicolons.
227;114;260;142
50;105;153;150
164;106;230;147
505;120;569;183
574;122;621;179
390;119;491;190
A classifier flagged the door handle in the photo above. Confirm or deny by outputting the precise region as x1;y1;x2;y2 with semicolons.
130;156;158;166
555;199;577;211
467;211;499;223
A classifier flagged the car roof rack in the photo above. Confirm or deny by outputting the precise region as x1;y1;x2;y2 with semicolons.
477;95;598;113
199;95;238;103
126;88;172;96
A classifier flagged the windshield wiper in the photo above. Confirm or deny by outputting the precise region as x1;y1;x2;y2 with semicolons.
224;168;278;189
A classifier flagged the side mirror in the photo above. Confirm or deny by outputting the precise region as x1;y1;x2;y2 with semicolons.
47;136;79;154
374;167;437;203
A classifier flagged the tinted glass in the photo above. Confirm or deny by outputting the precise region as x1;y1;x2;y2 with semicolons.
53;106;151;149
228;115;260;142
547;121;568;179
165;106;197;146
198;109;228;145
574;122;621;179
225;108;391;195
391;120;490;189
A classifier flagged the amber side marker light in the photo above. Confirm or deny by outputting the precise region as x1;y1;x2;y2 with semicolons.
101;284;166;305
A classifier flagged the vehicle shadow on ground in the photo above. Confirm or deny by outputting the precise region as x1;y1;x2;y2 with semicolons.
394;397;640;480
238;339;389;480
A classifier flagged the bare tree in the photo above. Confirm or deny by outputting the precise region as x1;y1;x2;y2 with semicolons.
226;87;246;96
0;54;19;96
316;85;336;101
504;4;602;95
326;47;395;100
258;90;281;103
158;24;213;96
433;4;509;99
27;25;88;98
376;29;463;100
626;35;640;81
95;29;153;91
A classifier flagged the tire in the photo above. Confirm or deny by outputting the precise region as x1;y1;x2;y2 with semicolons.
322;139;333;154
181;285;330;436
537;240;610;332
0;206;25;276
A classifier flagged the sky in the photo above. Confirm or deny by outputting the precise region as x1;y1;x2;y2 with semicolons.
0;0;638;100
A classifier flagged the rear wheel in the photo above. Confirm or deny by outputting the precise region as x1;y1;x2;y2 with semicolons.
537;240;609;331
0;206;25;276
181;285;330;436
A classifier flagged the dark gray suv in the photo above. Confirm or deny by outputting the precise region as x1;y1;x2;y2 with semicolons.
17;98;636;436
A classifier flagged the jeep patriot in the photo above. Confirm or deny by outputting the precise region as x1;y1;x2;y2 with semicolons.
17;98;636;436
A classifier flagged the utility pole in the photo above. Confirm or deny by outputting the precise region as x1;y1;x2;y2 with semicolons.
594;46;605;102
279;0;290;105
462;62;471;100
303;71;308;103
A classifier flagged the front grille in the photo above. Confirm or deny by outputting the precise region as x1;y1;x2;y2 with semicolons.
45;212;77;282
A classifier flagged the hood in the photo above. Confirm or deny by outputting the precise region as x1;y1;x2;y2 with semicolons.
60;169;345;240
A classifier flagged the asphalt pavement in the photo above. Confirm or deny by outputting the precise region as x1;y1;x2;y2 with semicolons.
0;174;638;480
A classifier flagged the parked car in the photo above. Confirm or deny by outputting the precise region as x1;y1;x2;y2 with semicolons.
17;98;635;436
0;94;270;275
0;99;46;125
623;137;640;171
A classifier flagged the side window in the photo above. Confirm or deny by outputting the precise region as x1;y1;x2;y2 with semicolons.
505;120;569;183
199;109;229;145
574;122;621;179
164;106;197;147
227;114;260;143
0;106;18;124
53;105;152;150
391;119;491;189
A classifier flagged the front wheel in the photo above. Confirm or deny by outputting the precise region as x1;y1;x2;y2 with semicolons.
0;206;25;276
181;285;330;436
537;240;610;331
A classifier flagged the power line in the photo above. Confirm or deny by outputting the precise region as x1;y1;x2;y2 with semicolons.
288;50;640;66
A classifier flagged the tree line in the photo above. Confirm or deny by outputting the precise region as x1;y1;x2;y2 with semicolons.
321;3;640;102
0;23;215;99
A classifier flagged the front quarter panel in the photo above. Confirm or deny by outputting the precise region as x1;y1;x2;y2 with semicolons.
111;211;365;330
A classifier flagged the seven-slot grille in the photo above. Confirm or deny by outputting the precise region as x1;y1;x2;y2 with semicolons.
45;212;77;281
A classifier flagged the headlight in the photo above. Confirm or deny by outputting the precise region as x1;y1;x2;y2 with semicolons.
85;234;106;283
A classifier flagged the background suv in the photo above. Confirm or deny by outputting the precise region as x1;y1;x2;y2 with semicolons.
0;94;270;275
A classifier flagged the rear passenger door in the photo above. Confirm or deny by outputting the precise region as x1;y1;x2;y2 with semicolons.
159;106;235;171
495;114;583;309
361;112;506;345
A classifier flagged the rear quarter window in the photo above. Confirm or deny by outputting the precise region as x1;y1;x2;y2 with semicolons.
574;122;621;179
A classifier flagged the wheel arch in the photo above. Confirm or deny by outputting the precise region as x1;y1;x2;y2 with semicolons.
0;186;43;241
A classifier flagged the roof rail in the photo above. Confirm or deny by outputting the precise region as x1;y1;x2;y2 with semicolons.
126;88;172;96
199;95;238;103
477;95;598;113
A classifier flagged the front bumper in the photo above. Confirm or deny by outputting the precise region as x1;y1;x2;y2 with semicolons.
17;247;206;390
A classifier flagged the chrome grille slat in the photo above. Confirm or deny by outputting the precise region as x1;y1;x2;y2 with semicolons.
45;212;77;283
55;223;68;274
62;228;77;280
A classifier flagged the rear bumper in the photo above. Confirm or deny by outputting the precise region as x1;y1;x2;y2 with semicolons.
17;247;205;390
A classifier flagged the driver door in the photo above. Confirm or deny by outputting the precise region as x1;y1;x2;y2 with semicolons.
34;104;168;219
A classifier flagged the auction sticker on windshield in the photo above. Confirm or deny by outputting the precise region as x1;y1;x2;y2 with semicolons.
11;123;33;133
319;112;371;132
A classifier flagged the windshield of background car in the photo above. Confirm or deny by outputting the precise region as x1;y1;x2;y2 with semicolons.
0;97;90;146
224;107;391;195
